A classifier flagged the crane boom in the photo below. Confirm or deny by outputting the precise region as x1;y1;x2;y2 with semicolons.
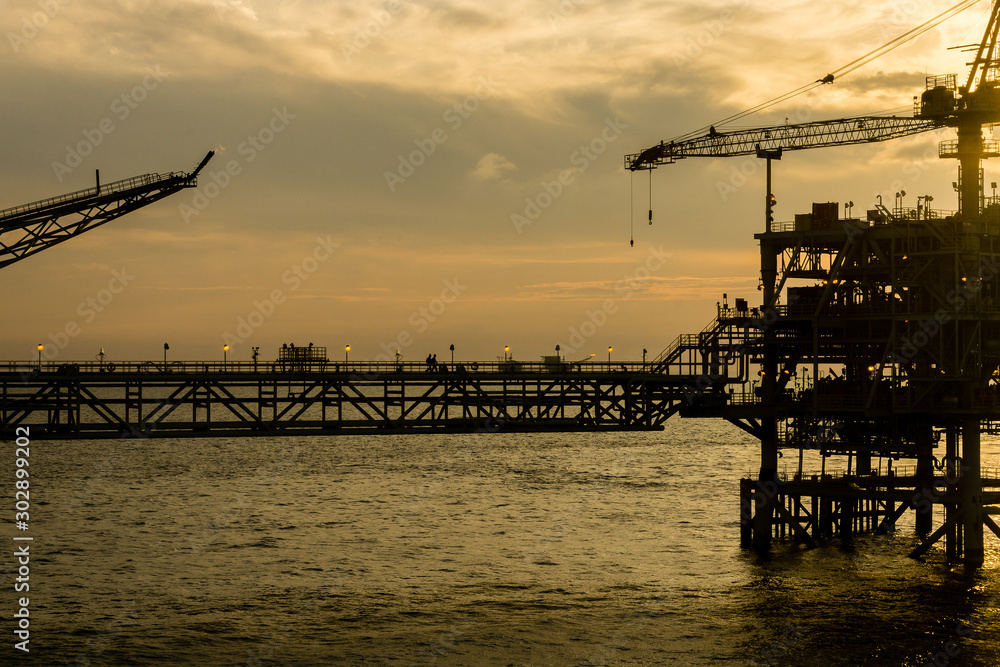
0;151;213;270
625;116;944;171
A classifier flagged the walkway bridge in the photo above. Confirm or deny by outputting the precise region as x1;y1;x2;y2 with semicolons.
0;315;759;439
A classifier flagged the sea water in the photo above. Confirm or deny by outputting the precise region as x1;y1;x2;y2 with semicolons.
7;419;1000;665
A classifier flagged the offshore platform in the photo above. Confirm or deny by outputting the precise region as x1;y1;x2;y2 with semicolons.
623;2;1000;566
5;5;1000;566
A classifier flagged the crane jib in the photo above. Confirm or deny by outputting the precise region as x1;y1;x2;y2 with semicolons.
625;117;945;171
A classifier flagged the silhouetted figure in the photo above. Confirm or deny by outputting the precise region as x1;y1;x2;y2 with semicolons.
431;354;438;369
426;354;433;371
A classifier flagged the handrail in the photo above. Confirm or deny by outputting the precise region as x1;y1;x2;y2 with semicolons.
0;358;669;376
0;171;189;223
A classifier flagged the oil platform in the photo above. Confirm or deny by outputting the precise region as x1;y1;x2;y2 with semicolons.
623;2;1000;566
5;7;1000;566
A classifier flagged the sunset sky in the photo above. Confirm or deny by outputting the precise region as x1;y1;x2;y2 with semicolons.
0;0;991;364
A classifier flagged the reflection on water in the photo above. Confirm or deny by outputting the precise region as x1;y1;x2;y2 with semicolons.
11;420;1000;665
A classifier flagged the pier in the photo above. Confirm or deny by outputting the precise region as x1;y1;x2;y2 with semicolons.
0;354;738;439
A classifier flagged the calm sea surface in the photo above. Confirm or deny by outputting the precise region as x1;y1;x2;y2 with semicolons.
7;419;1000;665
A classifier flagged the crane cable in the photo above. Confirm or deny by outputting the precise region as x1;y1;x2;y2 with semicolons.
835;0;981;79
673;0;982;143
630;170;634;247
633;0;984;244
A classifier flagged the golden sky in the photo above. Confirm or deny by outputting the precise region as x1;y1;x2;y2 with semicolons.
0;0;991;363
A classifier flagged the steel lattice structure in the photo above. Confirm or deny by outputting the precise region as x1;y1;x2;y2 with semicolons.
0;151;213;270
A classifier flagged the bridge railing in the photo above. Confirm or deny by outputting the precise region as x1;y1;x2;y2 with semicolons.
0;359;668;376
0;171;188;223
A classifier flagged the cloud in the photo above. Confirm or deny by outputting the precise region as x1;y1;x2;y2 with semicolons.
470;152;516;181
0;0;984;360
517;276;757;301
210;0;258;22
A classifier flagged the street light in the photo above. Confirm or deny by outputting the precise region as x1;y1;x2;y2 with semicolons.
223;344;229;365
163;343;169;368
345;344;350;363
37;343;43;370
450;344;455;364
504;345;509;361
555;344;561;361
608;346;613;366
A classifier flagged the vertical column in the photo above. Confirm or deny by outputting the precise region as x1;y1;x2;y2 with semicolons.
856;452;872;476
755;157;780;549
946;426;959;560
740;478;753;547
962;416;984;566
915;424;934;535
840;498;854;545
957;121;984;220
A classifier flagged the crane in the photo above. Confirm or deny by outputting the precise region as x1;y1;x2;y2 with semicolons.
0;151;214;270
625;2;1000;222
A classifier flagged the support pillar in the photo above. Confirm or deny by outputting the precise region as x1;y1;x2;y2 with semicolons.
962;417;984;567
957;121;984;219
915;425;935;535
946;426;959;561
740;478;753;547
753;155;781;551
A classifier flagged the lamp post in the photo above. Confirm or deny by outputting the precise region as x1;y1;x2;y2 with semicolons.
163;343;169;369
643;348;647;367
555;344;560;361
223;344;229;367
36;344;43;370
608;346;613;369
504;345;509;362
345;345;350;364
450;344;455;365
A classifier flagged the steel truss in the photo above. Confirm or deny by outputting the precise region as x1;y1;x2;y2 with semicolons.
0;152;213;269
0;365;731;439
